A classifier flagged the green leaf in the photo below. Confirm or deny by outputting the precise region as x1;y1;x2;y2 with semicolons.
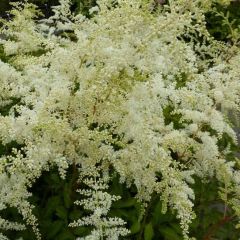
56;229;75;240
73;226;90;236
112;198;136;208
152;201;173;225
169;223;182;234
50;172;61;184
130;221;141;234
46;220;65;239
56;205;68;220
44;196;62;218
63;183;72;208
69;209;82;221
109;208;138;223
144;222;154;240
159;226;182;240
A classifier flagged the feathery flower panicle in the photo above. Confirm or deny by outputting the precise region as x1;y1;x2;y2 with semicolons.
0;0;240;239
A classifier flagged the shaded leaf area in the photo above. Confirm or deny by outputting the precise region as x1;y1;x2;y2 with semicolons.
0;0;97;18
1;166;91;240
0;165;240;239
205;1;240;42
0;0;59;19
0;45;11;63
0;98;21;117
190;177;240;240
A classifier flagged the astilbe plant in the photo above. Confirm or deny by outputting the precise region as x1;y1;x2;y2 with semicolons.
0;0;240;239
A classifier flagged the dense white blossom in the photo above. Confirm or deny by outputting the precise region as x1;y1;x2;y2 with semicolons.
0;0;240;239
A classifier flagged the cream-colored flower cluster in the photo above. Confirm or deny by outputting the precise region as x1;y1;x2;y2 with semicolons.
0;0;240;239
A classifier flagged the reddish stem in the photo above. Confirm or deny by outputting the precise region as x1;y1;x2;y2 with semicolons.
203;215;233;240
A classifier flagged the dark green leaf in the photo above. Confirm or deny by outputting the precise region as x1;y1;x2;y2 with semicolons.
63;183;72;209
56;205;68;220
46;220;65;239
112;198;136;208
56;229;75;240
159;226;182;240
130;221;141;234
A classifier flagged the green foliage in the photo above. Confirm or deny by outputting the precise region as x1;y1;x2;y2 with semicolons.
0;0;97;17
1;166;239;239
2;167;86;240
205;1;240;42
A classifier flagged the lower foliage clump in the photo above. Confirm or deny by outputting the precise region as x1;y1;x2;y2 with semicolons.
0;0;240;239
